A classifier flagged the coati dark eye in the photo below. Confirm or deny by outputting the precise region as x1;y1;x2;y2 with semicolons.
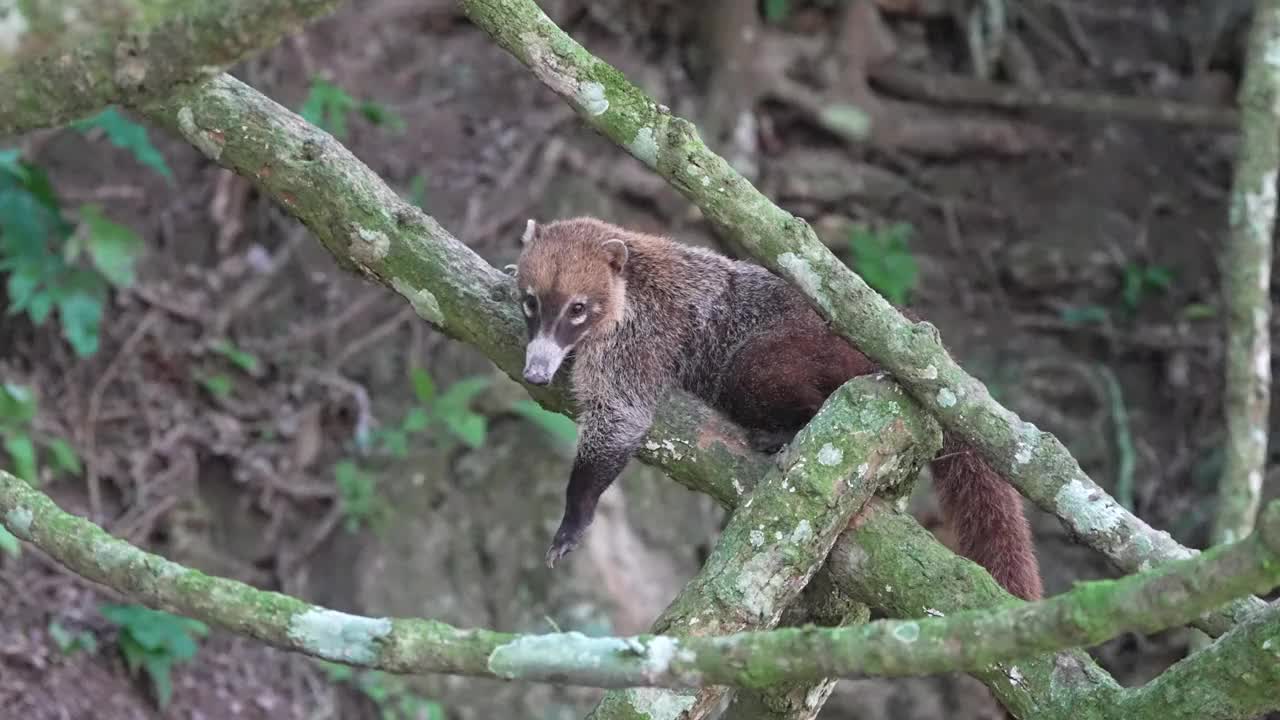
522;295;538;317
569;302;586;316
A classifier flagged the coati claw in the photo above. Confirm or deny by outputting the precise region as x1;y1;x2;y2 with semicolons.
545;523;586;568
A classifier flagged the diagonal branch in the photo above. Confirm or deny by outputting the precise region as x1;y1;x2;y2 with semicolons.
456;0;1267;635
0;0;343;137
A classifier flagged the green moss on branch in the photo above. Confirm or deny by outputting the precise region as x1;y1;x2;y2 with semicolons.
0;0;341;137
4;469;1279;708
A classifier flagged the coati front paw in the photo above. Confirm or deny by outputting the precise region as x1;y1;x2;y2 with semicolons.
545;519;588;568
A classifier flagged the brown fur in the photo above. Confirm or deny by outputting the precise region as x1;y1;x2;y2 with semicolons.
515;217;1042;599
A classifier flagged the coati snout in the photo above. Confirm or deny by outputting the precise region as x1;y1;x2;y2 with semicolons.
514;218;628;387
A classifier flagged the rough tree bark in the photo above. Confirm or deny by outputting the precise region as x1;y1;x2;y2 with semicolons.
1214;0;1280;550
0;0;341;137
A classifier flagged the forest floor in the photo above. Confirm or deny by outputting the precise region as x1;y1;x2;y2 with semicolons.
1;1;1277;718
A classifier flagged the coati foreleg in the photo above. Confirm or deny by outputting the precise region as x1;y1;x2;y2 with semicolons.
545;392;657;567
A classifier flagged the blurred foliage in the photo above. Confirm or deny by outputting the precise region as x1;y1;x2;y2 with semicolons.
1;108;164;357
844;221;919;306
299;78;406;139
100;603;209;710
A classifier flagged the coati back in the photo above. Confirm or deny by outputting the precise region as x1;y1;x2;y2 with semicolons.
515;216;1042;600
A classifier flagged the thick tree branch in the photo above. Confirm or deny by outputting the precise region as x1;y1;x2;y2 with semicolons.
0;0;341;137
4;467;1279;702
1117;600;1280;720
1214;0;1280;550
456;0;1268;635
588;377;943;720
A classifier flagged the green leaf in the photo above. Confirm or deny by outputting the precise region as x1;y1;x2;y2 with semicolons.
763;0;790;22
144;655;176;708
198;374;233;398
402;407;429;433
409;367;436;405
5;433;38;484
299;78;355;138
406;173;428;210
73;107;173;180
1182;302;1217;320
377;427;409;457
44;437;82;475
0;383;37;425
79;204;144;287
1061;305;1110;326
358;101;406;133
0;525;19;558
210;339;261;374
510;400;577;447
443;413;487;449
57;285;105;357
435;377;491;413
846;223;917;306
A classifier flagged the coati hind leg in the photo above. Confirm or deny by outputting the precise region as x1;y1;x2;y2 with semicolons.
717;328;878;448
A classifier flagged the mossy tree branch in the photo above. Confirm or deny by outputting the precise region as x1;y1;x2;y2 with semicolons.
0;0;342;137
588;377;943;720
1214;0;1280;550
455;0;1269;636
4;467;1280;707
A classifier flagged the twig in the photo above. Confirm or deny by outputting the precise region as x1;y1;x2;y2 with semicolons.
83;311;160;523
870;63;1241;129
1096;365;1136;512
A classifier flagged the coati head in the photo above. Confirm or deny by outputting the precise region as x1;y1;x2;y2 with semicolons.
513;217;628;385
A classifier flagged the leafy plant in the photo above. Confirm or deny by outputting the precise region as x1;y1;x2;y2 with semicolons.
299;78;406;139
335;459;388;532
48;619;99;656
1121;263;1173;313
0;383;82;487
99;603;208;709
763;0;791;22
845;222;918;306
0;152;145;356
320;661;446;720
73;107;173;180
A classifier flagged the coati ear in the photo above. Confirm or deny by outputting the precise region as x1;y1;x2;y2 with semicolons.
602;238;628;275
521;219;537;246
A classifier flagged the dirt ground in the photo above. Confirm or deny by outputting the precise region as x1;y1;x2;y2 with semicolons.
2;1;1278;718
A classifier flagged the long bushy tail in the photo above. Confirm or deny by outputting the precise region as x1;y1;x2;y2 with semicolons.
931;432;1043;600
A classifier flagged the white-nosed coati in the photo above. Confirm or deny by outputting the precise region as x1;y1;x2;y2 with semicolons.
514;216;1043;600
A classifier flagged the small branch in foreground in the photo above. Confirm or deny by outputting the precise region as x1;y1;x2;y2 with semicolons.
1214;0;1280;550
0;0;342;137
3;469;1279;693
457;0;1267;635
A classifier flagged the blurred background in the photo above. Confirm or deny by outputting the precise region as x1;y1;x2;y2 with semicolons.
1;0;1276;717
